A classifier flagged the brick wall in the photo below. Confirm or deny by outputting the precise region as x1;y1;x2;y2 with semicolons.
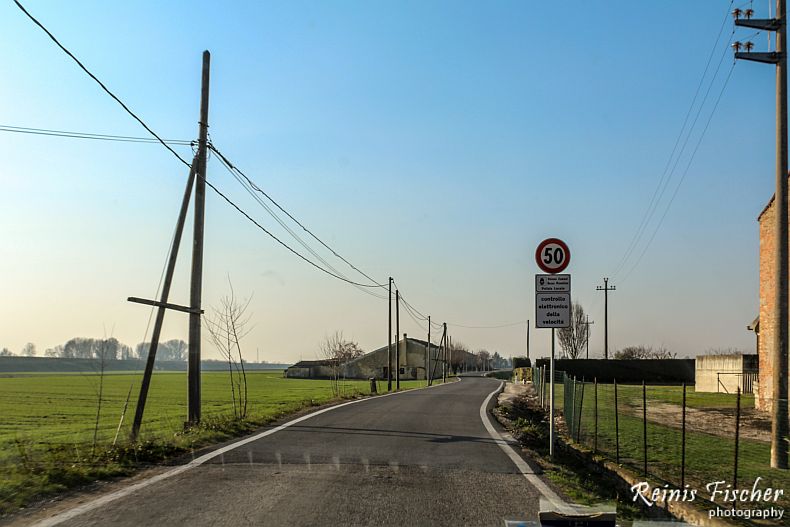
759;200;777;412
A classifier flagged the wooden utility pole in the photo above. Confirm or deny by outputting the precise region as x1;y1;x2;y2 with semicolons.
735;0;789;468
395;289;400;391
427;315;431;386
388;277;393;392
583;315;595;359
596;278;615;359
188;50;210;424
526;320;530;360
443;322;448;382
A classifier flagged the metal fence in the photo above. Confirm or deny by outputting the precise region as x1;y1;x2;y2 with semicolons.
530;366;789;516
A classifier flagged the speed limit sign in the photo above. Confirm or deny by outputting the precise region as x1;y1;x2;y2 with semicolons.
535;238;570;274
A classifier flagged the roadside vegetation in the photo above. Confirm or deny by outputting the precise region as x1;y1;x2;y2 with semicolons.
0;370;437;514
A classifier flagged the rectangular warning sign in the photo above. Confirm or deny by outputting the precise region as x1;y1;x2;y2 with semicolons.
535;293;571;328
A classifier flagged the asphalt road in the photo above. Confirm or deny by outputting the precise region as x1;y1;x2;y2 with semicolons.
32;376;567;527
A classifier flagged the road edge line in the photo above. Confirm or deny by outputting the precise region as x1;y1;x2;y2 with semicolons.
479;381;572;513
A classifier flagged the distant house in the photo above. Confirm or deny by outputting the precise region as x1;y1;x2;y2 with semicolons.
284;337;463;380
284;359;338;379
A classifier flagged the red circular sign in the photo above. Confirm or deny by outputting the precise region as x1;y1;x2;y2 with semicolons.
535;238;570;274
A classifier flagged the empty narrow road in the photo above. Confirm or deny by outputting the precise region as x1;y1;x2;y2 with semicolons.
33;376;566;527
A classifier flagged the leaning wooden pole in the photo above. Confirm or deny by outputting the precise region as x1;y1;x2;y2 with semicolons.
130;160;197;441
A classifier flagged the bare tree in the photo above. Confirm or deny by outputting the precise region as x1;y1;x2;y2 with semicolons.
476;349;491;371
319;331;363;396
21;342;36;357
0;348;13;357
614;345;676;359
205;278;254;419
448;340;470;373
557;301;587;359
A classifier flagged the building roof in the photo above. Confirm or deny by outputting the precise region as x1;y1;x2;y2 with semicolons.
288;359;337;369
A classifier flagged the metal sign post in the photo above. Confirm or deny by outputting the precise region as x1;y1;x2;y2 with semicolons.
534;238;571;458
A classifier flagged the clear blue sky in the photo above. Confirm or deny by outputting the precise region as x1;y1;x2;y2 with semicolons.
0;1;778;362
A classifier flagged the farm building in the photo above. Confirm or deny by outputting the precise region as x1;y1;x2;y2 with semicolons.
284;337;446;380
695;354;758;394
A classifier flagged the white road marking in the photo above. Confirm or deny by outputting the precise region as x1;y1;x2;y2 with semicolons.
479;381;573;514
31;381;456;527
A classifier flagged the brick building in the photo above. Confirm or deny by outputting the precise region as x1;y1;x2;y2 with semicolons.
753;193;789;412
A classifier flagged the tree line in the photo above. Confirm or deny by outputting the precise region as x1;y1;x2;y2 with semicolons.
0;338;189;361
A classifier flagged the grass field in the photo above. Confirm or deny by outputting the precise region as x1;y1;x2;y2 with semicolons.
0;370;438;513
547;379;790;514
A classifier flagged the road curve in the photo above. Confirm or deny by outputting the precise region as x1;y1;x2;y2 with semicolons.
36;376;564;527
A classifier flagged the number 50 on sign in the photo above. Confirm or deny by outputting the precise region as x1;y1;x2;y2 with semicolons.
535;238;570;274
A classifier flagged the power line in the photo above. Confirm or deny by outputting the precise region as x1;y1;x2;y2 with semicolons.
13;0;192;169
611;2;736;278
13;1;392;294
211;154;388;299
204;178;387;289
619;61;737;284
446;320;526;329
209;144;387;289
0;124;193;145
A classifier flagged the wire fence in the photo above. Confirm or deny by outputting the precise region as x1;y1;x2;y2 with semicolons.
531;366;790;516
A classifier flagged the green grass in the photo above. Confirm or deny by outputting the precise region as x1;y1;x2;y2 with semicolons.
0;370;438;513
547;379;790;517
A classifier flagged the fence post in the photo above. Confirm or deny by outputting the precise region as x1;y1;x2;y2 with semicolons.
576;377;585;443
543;367;548;409
594;377;598;454
614;378;620;464
573;376;578;439
643;380;648;476
734;386;741;491
681;382;687;489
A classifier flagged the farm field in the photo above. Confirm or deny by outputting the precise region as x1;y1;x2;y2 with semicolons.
0;370;439;512
548;379;790;512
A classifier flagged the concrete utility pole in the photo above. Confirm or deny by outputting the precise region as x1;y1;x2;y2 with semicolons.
396;289;400;391
735;0;789;468
583;315;595;359
388;277;393;392
188;50;210;425
596;278;615;359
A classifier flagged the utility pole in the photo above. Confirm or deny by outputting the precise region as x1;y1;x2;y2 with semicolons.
583;315;595;359
187;50;210;425
735;1;789;468
396;289;400;391
388;277;393;392
427;315;431;386
128;158;197;441
443;322;448;383
596;278;615;359
526;320;530;360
